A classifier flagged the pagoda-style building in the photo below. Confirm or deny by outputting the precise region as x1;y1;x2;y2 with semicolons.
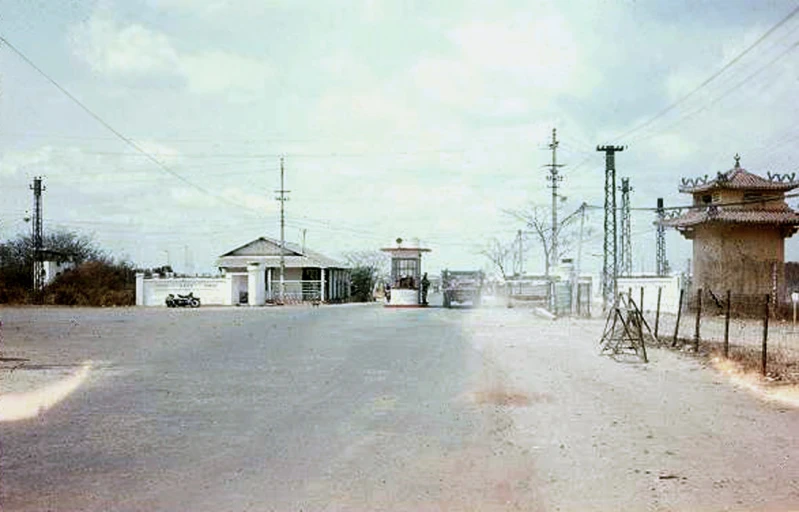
662;155;799;304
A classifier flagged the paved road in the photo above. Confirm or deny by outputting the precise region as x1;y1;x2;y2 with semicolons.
1;304;502;511
2;304;798;511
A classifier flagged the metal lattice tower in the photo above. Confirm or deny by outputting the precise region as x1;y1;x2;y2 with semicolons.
619;178;632;277
30;177;45;294
656;197;668;276
597;145;624;311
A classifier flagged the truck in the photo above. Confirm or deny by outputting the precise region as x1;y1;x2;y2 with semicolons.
441;269;484;308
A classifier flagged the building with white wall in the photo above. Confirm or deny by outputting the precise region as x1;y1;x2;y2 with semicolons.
216;237;350;306
136;237;350;306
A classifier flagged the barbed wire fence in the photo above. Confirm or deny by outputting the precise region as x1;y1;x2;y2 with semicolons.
644;286;799;381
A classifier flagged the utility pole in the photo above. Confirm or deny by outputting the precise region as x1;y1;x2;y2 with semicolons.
597;145;625;311
301;228;307;254
619;178;632;277
517;229;523;276
30;177;45;297
545;128;564;273
573;202;587;315
656;197;668;276
274;157;290;304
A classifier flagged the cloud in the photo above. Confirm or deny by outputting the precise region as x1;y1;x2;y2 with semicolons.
69;10;273;101
70;14;178;77
180;51;273;100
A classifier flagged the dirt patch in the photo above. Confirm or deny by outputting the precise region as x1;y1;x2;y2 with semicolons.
469;388;549;407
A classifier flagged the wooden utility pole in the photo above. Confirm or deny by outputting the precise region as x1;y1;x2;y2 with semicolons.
546;128;564;272
275;157;290;303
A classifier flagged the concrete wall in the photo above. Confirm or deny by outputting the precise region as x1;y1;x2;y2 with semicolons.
43;260;75;285
617;275;683;315
137;274;233;306
693;224;785;298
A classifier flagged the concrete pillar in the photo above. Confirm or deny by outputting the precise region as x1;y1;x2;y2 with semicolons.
248;263;266;306
224;273;234;306
321;268;326;302
267;267;272;300
135;273;145;306
332;270;337;300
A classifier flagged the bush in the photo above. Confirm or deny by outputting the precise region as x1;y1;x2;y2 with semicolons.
44;261;136;306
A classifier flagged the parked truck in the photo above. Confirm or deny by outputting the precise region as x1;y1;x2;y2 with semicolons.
441;269;484;308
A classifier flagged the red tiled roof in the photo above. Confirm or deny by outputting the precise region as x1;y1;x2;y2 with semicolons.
679;168;799;193
661;205;799;228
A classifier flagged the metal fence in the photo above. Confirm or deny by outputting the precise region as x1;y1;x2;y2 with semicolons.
644;288;799;381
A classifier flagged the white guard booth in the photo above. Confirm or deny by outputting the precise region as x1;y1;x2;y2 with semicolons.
381;238;431;308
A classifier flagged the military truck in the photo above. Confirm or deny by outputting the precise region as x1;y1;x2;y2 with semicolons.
441;270;484;308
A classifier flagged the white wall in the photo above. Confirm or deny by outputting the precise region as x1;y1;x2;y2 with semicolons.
137;275;233;306
616;275;683;315
43;260;75;285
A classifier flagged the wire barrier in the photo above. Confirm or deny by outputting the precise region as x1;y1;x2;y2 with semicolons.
644;287;799;382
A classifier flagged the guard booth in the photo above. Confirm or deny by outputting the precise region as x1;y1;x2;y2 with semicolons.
381;238;431;307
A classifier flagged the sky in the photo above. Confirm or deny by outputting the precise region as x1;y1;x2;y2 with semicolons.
1;0;799;277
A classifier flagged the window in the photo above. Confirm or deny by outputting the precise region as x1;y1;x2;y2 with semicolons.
392;258;419;288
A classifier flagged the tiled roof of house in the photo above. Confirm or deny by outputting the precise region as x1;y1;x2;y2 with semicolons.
660;204;799;228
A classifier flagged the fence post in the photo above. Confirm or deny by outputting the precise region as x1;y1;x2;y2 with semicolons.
762;293;770;377
638;306;648;363
654;287;662;341
693;288;702;352
723;290;731;358
672;289;684;347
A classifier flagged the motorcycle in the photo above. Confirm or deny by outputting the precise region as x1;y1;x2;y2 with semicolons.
165;292;201;308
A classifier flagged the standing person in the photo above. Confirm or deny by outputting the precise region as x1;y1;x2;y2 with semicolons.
421;272;430;306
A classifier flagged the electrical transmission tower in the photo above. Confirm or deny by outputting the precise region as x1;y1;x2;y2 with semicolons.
597;145;625;311
545;128;565;273
30;177;45;295
274;157;290;304
656;197;669;276
619;178;632;277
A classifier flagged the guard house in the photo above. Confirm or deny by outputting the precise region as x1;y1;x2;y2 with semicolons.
662;155;799;304
217;237;351;305
381;238;431;307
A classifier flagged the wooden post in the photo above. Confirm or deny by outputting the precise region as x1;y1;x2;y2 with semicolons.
693;288;702;352
638;306;648;363
672;289;684;347
654;287;662;341
639;287;645;316
762;293;770;376
723;290;731;358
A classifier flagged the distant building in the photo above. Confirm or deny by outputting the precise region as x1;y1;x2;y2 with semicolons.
217;237;350;305
662;155;799;305
136;236;350;306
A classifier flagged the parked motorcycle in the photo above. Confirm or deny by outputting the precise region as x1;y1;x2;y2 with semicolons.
165;293;201;308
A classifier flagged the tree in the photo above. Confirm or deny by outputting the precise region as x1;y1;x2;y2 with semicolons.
345;250;389;302
0;229;119;304
506;203;584;277
479;237;514;279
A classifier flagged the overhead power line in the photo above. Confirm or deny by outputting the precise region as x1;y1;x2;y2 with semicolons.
613;3;799;142
630;37;799;144
0;34;266;212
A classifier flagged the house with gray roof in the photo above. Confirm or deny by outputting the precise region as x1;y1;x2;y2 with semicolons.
216;237;350;305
